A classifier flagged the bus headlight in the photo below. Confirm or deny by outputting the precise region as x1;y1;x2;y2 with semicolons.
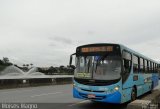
114;86;119;91
73;84;81;91
73;84;76;87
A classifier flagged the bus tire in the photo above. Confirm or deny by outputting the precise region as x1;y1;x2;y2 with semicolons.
131;87;136;101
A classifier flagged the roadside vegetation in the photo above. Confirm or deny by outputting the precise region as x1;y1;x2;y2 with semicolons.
0;57;74;75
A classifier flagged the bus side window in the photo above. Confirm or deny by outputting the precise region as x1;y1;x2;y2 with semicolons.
150;62;153;73
122;50;132;83
123;59;131;73
155;64;158;73
140;58;144;73
144;60;147;73
158;65;160;73
133;55;139;73
157;64;159;73
153;63;155;73
148;61;150;73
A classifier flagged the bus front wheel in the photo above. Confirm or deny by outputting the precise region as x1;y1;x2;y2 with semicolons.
131;87;136;101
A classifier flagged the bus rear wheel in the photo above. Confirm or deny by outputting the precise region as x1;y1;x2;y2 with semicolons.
131;87;136;101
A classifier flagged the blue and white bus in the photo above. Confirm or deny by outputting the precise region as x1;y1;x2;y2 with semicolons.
69;43;159;104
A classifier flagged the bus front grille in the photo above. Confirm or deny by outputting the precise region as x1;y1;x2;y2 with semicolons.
81;89;105;93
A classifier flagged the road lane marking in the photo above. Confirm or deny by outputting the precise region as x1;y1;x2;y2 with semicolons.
68;100;90;106
0;89;37;94
30;92;62;98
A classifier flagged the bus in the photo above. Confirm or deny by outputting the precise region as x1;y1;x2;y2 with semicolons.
69;43;159;104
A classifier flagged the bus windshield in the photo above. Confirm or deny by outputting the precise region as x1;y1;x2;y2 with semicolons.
75;55;122;80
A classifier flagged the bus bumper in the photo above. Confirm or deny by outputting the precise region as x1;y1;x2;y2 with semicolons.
73;87;121;104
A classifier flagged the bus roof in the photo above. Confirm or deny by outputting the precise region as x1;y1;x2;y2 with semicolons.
77;43;159;64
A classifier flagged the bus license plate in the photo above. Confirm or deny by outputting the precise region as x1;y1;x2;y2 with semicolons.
88;94;95;98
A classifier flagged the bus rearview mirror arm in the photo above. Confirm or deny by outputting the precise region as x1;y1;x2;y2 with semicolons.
69;53;76;66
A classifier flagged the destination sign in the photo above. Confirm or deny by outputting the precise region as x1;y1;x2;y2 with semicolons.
81;46;113;53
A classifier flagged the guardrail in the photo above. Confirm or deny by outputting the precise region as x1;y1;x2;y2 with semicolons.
0;75;73;79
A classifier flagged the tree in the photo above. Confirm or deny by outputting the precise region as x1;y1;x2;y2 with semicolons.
23;64;26;67
26;64;29;67
48;66;57;75
30;63;33;67
0;59;3;65
2;57;12;66
59;66;65;73
3;57;9;64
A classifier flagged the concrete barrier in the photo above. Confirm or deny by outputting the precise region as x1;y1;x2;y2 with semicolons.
127;89;160;109
0;75;73;89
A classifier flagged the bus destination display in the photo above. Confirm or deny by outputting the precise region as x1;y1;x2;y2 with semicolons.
81;46;113;53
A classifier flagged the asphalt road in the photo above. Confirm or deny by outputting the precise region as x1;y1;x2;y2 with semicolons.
0;81;159;109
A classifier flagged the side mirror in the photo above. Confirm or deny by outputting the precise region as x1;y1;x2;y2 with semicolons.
69;55;73;66
69;53;76;66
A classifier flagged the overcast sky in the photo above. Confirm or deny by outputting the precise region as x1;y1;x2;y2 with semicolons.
0;0;160;67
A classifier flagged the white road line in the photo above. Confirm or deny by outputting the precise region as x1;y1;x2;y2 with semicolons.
68;100;90;107
0;89;37;94
30;92;62;98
